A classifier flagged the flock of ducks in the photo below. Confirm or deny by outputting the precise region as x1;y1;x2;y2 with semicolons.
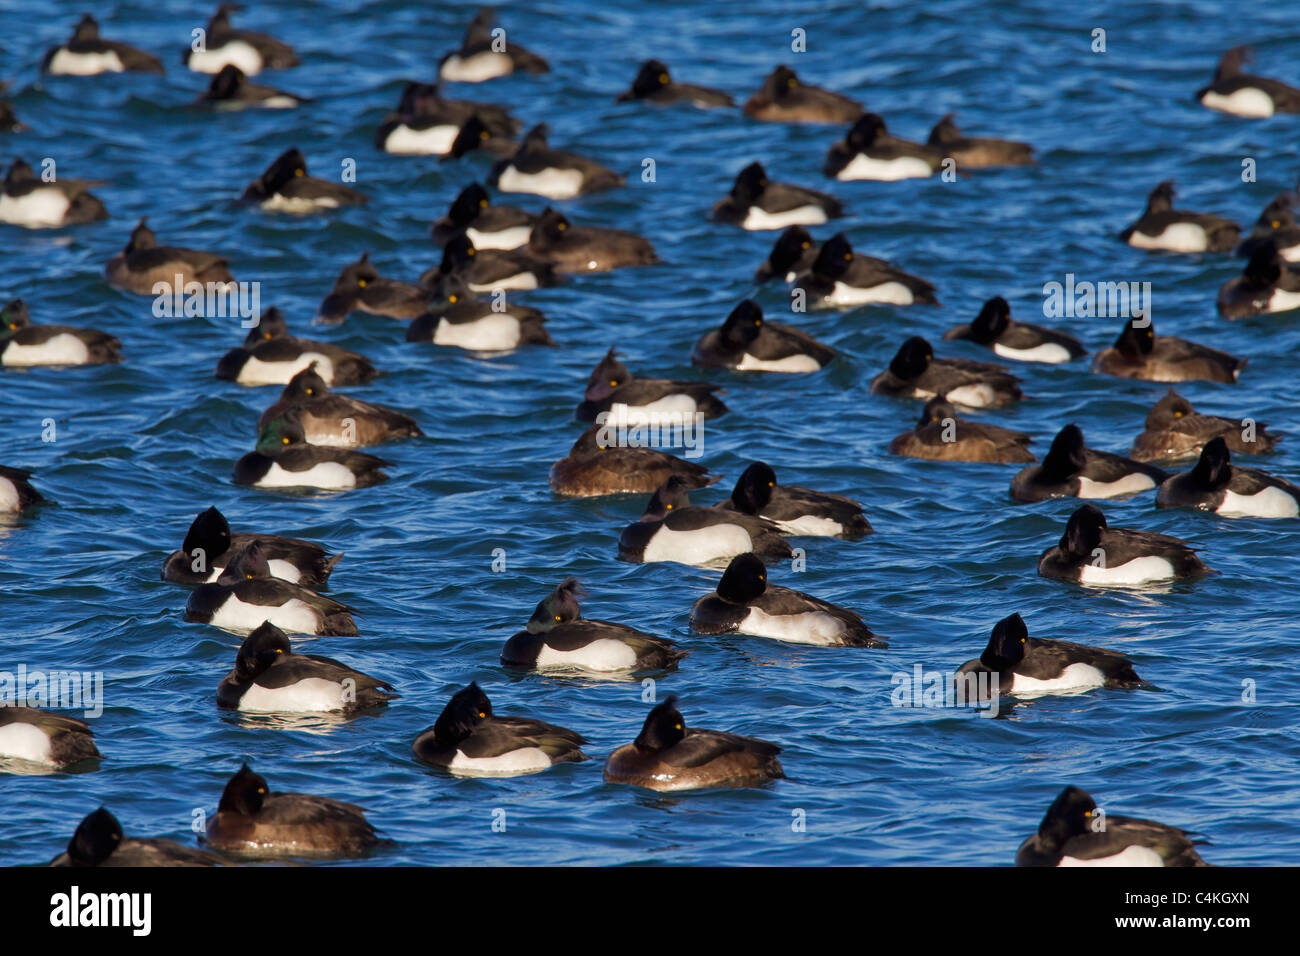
3;7;1297;868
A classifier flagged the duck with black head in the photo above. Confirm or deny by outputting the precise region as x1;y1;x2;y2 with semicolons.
1017;786;1209;866
0;299;120;367
604;695;784;791
431;181;537;249
42;14;164;75
872;336;1022;408
419;232;559;294
184;541;359;635
198;63;303;109
618;476;792;566
184;4;300;75
488;124;623;200
926;113;1034;168
576;347;727;424
374;81;518;156
717;461;871;539
526;207;659;273
240;148;365;212
691;552;887;647
944;296;1084;364
1119;181;1239;253
407;273;554;351
617;59;733;108
315;253;431;325
711;161;844;231
1197;45;1300;118
1217;239;1300;319
412;682;586;775
1156;436;1300;518
50;809;224;867
692;299;835;373
437;7;549;83
205;764;380;859
216;307;377;386
824;113;942;181
161;505;341;588
0;463;44;513
233;412;392;491
502;578;687;674
1;158;106;228
792;232;937;307
1010;424;1168;502
0;707;99;769
1037;504;1209;587
218;622;399;713
1236;193;1300;262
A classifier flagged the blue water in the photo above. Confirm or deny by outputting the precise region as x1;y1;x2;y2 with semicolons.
2;0;1299;866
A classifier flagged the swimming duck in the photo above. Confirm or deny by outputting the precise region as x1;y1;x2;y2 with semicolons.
926;113;1034;168
792;232;937;307
889;397;1036;463
197;64;303;109
1236;193;1300;262
420;233;559;293
41;14;164;75
406;274;554;351
487;124;623;199
691;552;886;647
162;504;341;587
716;461;871;539
431;181;537;250
412;682;586;775
711;161;844;231
315;253;431;324
258;364;422;447
872;336;1022;408
440;113;520;163
0;464;44;513
105;218;235;295
603;695;783;791
233;413;391;491
216;307;377;386
0;87;25;132
501;578;687;674
692;299;835;372
218;622;398;713
184;4;300;75
824;113;943;181
1017;786;1209;866
576;347;727;424
549;423;718;497
1;158;106;228
0;299;121;367
1196;45;1300;118
374;81;518;156
1156;436;1300;518
1037;504;1208;586
240;148;365;212
943;296;1085;363
618;476;792;566
1091;317;1245;384
50;808;225;866
1129;388;1278;462
955;613;1149;700
526;207;659;273
1011;424;1168;502
1119;181;1239;253
753;225;820;282
0;707;99;769
617;59;733;108
185;541;358;634
205;764;379;858
742;65;861;124
1217;239;1300;319
437;7;549;83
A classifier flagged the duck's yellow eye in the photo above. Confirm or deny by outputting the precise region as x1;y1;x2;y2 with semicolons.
257;786;267;794
281;436;290;444
609;379;618;387
448;294;458;303
275;648;283;654
7;323;14;330
768;481;774;487
558;221;567;230
1020;637;1026;643
1272;220;1281;228
554;614;561;621
1174;410;1183;417
787;78;797;87
844;252;851;261
305;388;313;395
479;199;488;207
800;241;809;249
665;503;673;509
263;332;272;339
659;73;669;84
478;711;486;718
467;247;476;256
674;722;683;729
294;168;304;176
479;130;488;140
358;279;367;287
245;573;253;579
